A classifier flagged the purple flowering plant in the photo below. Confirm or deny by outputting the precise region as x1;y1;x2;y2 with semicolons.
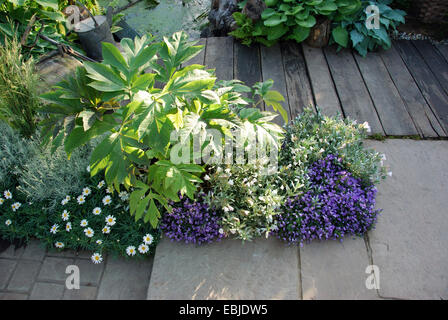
160;194;225;244
273;154;380;245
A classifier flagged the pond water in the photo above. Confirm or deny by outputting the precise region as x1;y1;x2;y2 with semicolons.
98;0;211;40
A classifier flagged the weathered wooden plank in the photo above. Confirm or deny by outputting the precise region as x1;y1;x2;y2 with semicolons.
260;44;289;125
234;41;262;107
280;42;314;119
204;37;234;81
395;40;448;134
182;38;206;66
354;52;418;136
380;45;445;137
413;40;448;96
324;47;384;135
302;44;342;117
434;43;448;64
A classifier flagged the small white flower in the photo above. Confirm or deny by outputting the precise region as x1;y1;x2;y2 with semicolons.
118;191;129;201
50;224;59;234
105;187;112;194
65;195;71;201
61;210;70;221
126;246;136;256
218;228;224;234
11;202;21;211
143;234;153;245
228;179;234;186
92;207;102;215
4;190;12;199
5;219;12;226
77;195;86;205
91;253;103;264
84;227;94;238
55;242;64;249
83;187;91;197
203;174;210;181
361;121;371;133
102;225;111;234
105;215;116;226
97;180;105;189
86;165;90;173
61;199;68;205
0;198;4;205
66;222;72;232
96;239;103;245
102;196;112;206
80;219;88;227
138;243;149;254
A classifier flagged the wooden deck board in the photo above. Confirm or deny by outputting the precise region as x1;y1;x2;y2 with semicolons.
324;47;384;135
204;37;234;81
354;52;418;136
302;44;342;117
395;40;448;134
260;44;289;126
234;42;262;105
380;46;445;137
413;40;448;97
280;42;314;119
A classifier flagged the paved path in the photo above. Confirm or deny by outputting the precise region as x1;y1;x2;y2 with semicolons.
2;139;446;299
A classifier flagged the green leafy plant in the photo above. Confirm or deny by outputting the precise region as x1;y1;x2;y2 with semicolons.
39;31;286;228
0;33;40;137
230;0;362;46
330;0;406;56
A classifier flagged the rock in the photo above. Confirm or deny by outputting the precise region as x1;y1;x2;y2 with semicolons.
242;0;266;22
207;0;240;36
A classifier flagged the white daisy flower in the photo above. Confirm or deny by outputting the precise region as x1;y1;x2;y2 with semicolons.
126;246;136;256
50;224;59;234
80;219;88;227
96;239;103;245
138;243;149;254
91;253;103;264
66;222;72;232
92;207;102;215
203;174;210;181
84;227;94;238
55;242;64;248
4;190;12;199
97;180;105;189
143;234;153;245
61;198;68;205
0;198;5;205
102;196;112;206
11;202;21;212
77;195;86;205
105;215;116;226
65;195;71;201
86;165;90;173
5;219;12;226
228;179;234;186
61;210;70;221
102;225;111;234
105;187;112;194
82;187;91;196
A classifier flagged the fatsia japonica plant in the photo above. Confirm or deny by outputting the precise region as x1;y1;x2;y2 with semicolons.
39;32;286;228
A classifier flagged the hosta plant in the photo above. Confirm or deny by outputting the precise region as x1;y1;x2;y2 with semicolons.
330;0;406;56
39;31;286;228
230;0;362;46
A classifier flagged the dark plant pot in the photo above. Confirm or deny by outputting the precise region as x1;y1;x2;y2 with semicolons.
74;15;115;61
306;17;331;48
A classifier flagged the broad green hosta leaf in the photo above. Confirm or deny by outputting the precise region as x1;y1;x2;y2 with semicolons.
332;26;349;48
288;25;310;42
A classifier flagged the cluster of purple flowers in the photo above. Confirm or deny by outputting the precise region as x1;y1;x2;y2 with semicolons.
160;194;224;245
274;154;380;245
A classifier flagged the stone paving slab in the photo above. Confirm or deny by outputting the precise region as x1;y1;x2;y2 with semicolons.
300;238;378;300
97;256;154;300
147;238;300;300
365;140;448;300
